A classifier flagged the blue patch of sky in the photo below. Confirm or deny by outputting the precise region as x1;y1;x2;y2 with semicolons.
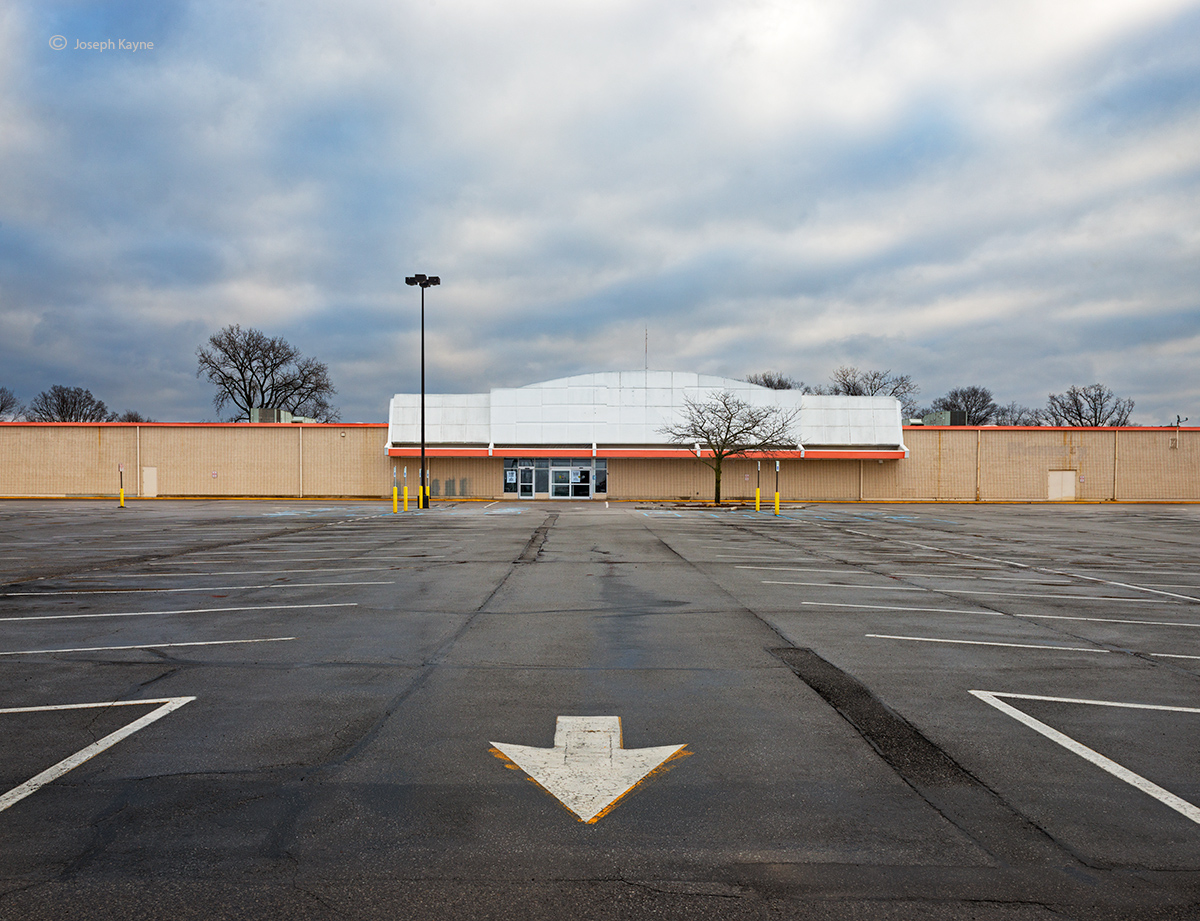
275;104;387;178
122;236;228;287
38;0;184;42
0;224;99;299
1055;306;1200;353
816;100;973;193
1065;5;1200;135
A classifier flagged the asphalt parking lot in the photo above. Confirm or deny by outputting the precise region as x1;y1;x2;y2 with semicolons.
0;498;1197;920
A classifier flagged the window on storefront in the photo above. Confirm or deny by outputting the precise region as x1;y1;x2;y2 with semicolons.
503;458;601;498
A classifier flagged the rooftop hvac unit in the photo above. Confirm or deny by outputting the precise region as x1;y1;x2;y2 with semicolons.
922;410;967;426
250;408;292;423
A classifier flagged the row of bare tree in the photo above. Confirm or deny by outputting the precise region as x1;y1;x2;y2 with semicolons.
0;385;152;423
1;325;340;423
745;368;1137;427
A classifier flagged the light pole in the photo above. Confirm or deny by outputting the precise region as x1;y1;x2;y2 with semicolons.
405;273;440;509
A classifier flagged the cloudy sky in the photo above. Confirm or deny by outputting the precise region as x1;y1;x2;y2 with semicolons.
2;0;1198;423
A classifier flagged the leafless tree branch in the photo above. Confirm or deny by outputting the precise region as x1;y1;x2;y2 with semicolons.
25;385;117;422
659;390;798;503
1045;384;1134;427
931;386;998;425
197;324;339;422
0;387;22;421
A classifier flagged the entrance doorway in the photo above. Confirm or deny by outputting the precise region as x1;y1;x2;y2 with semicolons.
502;458;605;499
551;461;592;498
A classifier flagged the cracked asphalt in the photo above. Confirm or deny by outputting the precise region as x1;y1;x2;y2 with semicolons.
0;498;1198;919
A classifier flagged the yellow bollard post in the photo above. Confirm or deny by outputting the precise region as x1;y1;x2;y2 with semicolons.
403;485;409;511
119;487;125;509
755;487;760;512
393;486;398;514
774;491;780;515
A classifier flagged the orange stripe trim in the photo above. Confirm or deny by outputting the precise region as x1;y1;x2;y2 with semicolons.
386;446;907;460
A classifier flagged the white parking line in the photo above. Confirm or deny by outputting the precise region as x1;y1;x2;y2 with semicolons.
799;601;996;615
231;539;455;547
0;603;357;623
1013;613;1200;629
1047;570;1200;604
888;572;1076;585
764;580;928;592
737;566;880;575
866;634;1108;653
970;691;1200;825
764;581;1176;603
717;559;814;564
0;637;295;656
0;697;196;814
1009;568;1197;577
146;556;431;565
3;581;395;597
97;567;394;579
888;539;1200;604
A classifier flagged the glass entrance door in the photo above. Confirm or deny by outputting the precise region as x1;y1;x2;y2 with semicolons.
571;467;591;497
550;468;571;497
504;457;598;500
550;461;592;498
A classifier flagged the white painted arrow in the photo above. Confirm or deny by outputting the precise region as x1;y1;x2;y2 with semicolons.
490;716;690;823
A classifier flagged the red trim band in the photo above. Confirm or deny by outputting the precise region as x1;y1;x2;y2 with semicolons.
386;447;907;460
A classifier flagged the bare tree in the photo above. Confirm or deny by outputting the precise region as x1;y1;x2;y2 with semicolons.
0;387;21;421
827;366;920;416
659;390;798;504
1044;383;1134;427
745;372;830;394
746;371;798;390
197;324;339;422
931;386;998;425
993;402;1045;426
25;386;117;422
116;410;155;423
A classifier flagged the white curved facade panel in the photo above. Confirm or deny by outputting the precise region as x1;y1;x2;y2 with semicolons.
387;371;904;449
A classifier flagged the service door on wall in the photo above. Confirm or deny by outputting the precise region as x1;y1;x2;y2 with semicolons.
1048;469;1076;501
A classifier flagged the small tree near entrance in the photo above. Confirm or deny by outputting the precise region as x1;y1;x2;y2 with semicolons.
659;391;798;504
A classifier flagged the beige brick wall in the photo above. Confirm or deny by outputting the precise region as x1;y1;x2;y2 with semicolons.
0;425;137;496
1115;429;1200;500
425;457;502;499
1;423;1196;501
0;423;394;498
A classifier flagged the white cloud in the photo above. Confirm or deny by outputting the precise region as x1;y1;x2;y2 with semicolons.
2;0;1198;424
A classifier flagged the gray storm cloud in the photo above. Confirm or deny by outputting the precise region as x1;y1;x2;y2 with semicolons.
1;0;1198;422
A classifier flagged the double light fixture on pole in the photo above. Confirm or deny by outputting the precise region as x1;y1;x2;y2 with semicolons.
405;273;440;509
